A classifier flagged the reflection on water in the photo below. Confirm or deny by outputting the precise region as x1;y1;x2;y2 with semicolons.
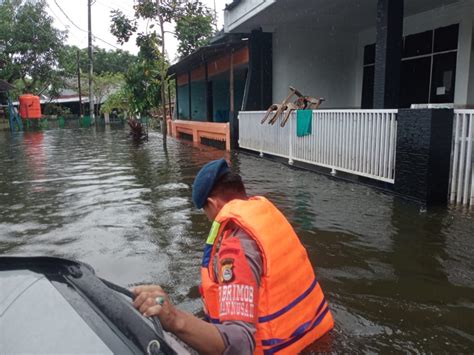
0;129;473;352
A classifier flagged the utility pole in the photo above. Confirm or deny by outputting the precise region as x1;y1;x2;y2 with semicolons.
77;49;83;118
156;0;167;140
88;0;95;124
213;0;218;31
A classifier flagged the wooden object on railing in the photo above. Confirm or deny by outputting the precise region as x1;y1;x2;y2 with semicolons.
170;120;231;151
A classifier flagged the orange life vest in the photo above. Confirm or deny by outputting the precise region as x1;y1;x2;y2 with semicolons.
200;196;334;354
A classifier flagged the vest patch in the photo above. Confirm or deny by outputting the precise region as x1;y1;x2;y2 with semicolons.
219;284;256;321
220;258;234;283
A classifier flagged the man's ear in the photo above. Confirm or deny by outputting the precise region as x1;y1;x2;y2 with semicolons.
206;196;218;210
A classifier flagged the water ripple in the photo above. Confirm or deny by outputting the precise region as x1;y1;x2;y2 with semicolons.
0;129;473;352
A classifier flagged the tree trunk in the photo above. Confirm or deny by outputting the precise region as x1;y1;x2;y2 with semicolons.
157;0;167;142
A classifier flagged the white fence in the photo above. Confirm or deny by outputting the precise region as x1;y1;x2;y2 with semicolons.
450;110;474;207
239;110;398;183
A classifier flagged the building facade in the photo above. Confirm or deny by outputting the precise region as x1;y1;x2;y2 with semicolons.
224;0;474;110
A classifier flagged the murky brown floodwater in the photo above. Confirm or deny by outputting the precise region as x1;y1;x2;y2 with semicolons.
0;128;473;353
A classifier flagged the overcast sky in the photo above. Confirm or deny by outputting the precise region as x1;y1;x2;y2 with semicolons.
44;0;225;63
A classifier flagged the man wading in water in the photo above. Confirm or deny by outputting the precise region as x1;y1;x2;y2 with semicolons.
133;159;334;354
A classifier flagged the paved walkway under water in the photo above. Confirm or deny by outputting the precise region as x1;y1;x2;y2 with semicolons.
0;128;472;352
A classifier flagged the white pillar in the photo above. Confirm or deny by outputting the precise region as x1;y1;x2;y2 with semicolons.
104;112;110;125
455;15;474;106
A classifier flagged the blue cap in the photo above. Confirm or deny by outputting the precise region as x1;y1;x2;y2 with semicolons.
192;159;230;209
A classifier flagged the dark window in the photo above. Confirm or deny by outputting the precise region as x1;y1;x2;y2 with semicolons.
361;66;374;109
364;44;376;65
430;52;457;103
361;23;458;108
400;57;431;108
403;30;433;58
434;24;459;52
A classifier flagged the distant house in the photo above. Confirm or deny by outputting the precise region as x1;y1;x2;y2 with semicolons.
167;31;272;149
168;31;272;122
224;0;474;110
11;88;109;117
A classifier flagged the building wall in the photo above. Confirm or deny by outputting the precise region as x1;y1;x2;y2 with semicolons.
211;71;246;122
190;81;206;121
272;26;359;109
269;1;474;109
176;70;247;122
177;84;190;119
356;0;474;107
467;21;474;105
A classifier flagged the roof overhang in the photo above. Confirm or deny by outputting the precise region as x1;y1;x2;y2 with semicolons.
168;34;248;76
224;0;461;34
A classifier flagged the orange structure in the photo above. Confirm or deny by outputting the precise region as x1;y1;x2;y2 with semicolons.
20;94;41;120
19;94;42;120
169;120;231;151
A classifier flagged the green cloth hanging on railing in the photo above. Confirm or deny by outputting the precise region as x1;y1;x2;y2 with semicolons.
296;110;312;137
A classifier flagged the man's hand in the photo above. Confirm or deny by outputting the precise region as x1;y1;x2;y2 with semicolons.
132;284;225;355
132;285;181;332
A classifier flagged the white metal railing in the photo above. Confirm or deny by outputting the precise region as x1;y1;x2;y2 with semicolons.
450;110;474;207
239;110;398;183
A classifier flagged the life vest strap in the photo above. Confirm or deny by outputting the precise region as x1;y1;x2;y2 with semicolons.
258;277;318;323
201;244;214;267
261;299;329;354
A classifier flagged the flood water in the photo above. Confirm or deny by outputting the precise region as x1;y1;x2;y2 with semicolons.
0;128;473;353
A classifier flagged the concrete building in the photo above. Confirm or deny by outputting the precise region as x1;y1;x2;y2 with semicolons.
167;0;473;206
224;0;474;110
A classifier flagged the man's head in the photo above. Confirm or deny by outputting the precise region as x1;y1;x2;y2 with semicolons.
192;159;247;220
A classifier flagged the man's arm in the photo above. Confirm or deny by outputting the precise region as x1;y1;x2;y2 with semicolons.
132;285;226;355
212;229;263;354
133;229;263;354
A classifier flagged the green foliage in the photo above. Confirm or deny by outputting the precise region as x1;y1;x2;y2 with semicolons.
43;103;71;116
94;48;137;75
0;0;67;95
110;10;137;45
136;32;162;62
57;45;87;78
92;72;124;114
58;45;137;76
109;0;214;123
124;57;163;116
110;0;215;62
175;1;214;58
101;88;129;114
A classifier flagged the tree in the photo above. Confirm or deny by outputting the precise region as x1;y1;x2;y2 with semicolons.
57;45;88;78
92;72;124;117
58;45;137;77
101;88;130;116
123;55;163;117
93;48;137;75
110;0;215;141
0;0;67;96
175;1;214;58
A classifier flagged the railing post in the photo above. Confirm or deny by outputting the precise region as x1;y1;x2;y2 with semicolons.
289;113;294;165
464;113;473;205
